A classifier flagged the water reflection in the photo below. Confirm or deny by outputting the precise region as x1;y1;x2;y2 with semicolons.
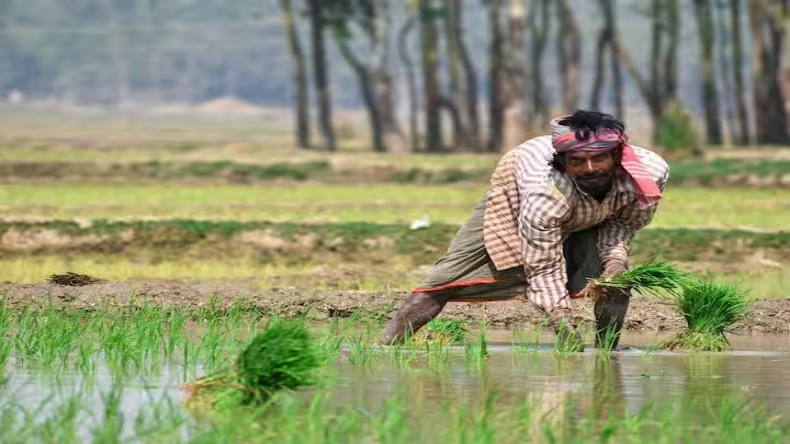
4;338;790;438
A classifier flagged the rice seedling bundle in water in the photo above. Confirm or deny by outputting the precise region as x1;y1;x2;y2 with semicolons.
182;319;321;411
590;259;750;351
591;259;695;298
660;280;750;352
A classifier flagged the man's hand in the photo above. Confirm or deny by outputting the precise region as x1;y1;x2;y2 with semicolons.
601;259;629;280
576;260;629;299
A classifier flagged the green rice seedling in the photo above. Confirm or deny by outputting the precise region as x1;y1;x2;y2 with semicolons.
660;280;750;352
411;318;467;346
164;311;187;359
182;318;321;410
423;341;450;369
465;320;489;364
348;338;377;366
382;342;418;367
590;258;695;299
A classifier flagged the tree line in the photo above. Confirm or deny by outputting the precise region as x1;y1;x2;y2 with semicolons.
283;0;790;153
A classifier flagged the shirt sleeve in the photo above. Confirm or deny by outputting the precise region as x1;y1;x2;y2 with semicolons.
519;187;572;313
597;171;669;269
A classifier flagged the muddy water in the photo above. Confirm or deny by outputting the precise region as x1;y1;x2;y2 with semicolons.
5;331;790;438
328;331;790;418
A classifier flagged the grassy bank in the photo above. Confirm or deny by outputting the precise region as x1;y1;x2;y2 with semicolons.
1;184;788;229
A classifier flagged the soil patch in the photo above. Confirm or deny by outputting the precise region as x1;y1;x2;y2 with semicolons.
2;282;789;334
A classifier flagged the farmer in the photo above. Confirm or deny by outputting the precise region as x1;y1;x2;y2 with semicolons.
379;110;669;351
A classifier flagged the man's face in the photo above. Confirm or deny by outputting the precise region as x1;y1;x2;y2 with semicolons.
563;149;618;195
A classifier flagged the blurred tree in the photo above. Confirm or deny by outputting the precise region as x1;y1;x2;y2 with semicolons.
487;0;505;152
556;0;580;113
526;0;550;127
749;0;790;145
420;0;444;152
306;0;337;151
730;0;751;145
499;0;528;152
616;0;689;148
279;0;311;149
444;0;480;151
590;0;623;117
398;1;420;152
328;0;406;153
693;0;723;145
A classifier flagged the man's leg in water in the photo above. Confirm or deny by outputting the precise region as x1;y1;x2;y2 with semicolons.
379;197;525;345
379;291;452;345
565;227;630;349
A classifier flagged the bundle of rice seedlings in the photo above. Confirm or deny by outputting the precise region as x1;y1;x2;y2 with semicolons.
182;319;321;411
587;258;695;300
660;280;750;352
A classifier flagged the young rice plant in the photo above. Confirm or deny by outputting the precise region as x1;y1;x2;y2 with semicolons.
182;318;321;411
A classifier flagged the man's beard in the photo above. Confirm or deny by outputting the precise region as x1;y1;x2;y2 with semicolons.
574;172;614;196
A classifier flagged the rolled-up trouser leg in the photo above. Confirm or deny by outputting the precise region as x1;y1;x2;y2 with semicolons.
378;291;451;345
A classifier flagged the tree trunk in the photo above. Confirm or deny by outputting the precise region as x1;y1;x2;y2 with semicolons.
335;39;386;153
280;0;311;149
649;0;663;116
714;0;737;144
730;0;750;144
420;0;444;152
557;0;580;113
307;0;336;151
372;1;406;153
590;0;613;112
608;1;623;117
455;1;481;150
528;0;551;124
501;0;528;151
332;1;403;153
444;0;466;150
694;0;724;145
749;0;790;145
445;0;480;151
487;0;504;152
664;0;679;101
399;14;421;152
589;20;609;110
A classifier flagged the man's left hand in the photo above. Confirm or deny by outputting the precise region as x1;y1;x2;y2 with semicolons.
576;260;629;299
601;260;629;280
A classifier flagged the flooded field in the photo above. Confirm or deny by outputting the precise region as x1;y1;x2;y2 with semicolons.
2;302;790;443
1;118;789;442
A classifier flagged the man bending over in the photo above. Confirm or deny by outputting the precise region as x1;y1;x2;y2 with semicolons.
379;110;670;351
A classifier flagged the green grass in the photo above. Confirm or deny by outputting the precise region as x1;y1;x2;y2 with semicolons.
1;184;788;228
669;158;790;183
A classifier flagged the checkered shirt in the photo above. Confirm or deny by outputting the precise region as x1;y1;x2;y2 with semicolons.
483;135;670;312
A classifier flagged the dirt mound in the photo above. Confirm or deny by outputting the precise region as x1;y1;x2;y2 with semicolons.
195;97;268;116
47;272;103;286
2;282;789;334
